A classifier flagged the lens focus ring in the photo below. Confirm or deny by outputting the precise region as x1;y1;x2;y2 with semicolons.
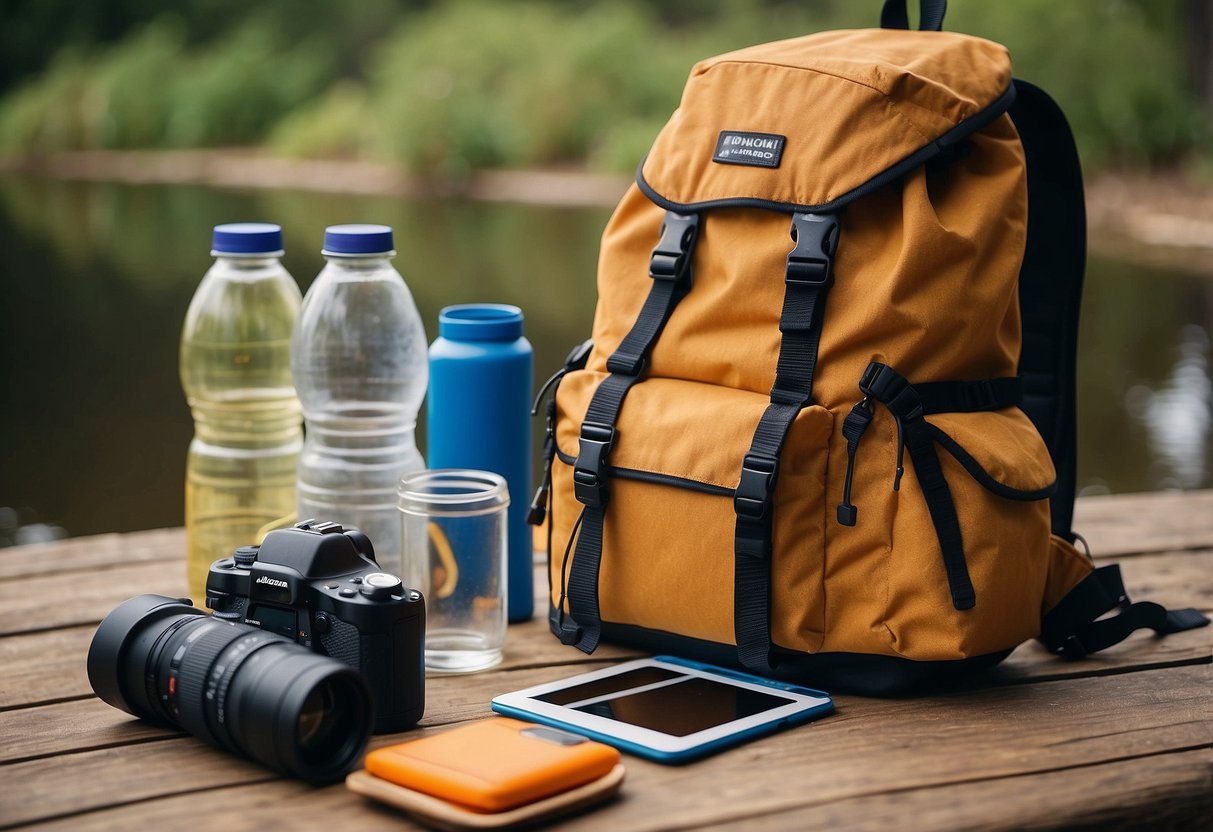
172;621;259;743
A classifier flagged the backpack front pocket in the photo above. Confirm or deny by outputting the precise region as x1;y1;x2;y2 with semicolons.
549;370;833;652
827;362;1056;659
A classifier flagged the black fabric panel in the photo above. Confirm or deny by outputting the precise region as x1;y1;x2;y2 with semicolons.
1008;79;1086;540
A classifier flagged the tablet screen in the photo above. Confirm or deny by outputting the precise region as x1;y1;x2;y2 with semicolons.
535;667;794;737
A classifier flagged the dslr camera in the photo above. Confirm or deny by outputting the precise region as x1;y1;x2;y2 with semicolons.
206;519;424;733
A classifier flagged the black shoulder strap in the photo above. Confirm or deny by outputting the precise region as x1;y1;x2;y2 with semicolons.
1041;564;1208;658
880;0;947;31
1008;79;1086;540
1008;83;1210;657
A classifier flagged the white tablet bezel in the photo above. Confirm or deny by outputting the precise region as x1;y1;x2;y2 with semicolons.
490;657;831;754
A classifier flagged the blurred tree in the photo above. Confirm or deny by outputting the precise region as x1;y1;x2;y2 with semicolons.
0;0;1208;172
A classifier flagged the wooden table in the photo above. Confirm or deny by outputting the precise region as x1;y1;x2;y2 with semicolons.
2;491;1210;831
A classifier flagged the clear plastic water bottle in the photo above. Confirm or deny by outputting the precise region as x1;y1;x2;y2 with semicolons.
180;223;302;601
292;224;428;564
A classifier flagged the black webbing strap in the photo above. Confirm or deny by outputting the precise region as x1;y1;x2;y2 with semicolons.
561;210;700;653
1041;564;1209;658
860;362;976;609
734;213;840;673
914;376;1022;415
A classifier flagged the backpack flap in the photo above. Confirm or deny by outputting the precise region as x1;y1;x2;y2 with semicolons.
638;28;1014;214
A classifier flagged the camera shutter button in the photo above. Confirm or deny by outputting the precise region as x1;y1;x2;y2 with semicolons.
233;546;259;568
360;572;402;601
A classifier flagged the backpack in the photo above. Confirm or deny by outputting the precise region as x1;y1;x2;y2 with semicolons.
529;0;1208;693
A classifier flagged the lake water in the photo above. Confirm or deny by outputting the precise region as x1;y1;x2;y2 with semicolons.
1;174;1210;545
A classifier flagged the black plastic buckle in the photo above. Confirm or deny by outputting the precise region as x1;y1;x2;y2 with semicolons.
605;350;645;376
573;422;615;509
649;211;700;283
734;453;779;520
859;362;922;421
859;362;907;403
786;213;840;286
550;607;583;645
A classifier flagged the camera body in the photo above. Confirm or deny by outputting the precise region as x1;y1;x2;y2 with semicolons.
206;520;424;733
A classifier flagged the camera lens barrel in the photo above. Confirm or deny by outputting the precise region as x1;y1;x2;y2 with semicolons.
88;595;373;784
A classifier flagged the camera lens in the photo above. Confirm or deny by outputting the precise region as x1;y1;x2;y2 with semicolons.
87;595;372;783
296;678;363;766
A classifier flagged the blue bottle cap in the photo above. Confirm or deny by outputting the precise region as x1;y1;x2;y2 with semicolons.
211;223;283;255
322;224;395;256
438;304;524;341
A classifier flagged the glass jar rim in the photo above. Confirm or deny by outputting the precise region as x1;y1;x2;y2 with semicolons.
398;469;508;514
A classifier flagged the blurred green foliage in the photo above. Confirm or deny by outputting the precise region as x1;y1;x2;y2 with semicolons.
0;0;1209;173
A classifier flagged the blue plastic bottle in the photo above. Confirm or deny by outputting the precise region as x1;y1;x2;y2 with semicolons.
427;305;533;622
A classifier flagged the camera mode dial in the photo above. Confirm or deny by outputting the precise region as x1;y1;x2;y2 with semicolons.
359;572;402;601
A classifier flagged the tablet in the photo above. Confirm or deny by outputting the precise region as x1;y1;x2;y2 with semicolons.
491;655;832;763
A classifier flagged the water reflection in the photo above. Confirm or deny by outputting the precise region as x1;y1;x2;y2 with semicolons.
1124;325;1211;490
1;173;1211;541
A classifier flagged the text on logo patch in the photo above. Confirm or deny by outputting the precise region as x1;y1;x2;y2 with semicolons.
712;131;786;168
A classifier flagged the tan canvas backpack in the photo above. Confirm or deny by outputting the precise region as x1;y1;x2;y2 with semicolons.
529;0;1207;692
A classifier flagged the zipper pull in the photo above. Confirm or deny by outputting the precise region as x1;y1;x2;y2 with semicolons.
836;397;873;526
527;399;557;526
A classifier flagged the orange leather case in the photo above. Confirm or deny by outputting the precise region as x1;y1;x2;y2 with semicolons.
363;717;621;813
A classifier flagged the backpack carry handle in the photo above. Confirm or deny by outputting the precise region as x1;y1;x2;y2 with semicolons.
880;0;947;31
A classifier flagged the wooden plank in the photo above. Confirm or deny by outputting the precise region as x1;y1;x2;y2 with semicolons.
1076;490;1213;557
0;662;624;828
0;658;625;769
0;627;94;709
0;699;181;764
4;524;1208;639
0;737;277;829
695;748;1213;832
1;547;1206;710
0;562;187;636
5;621;1208;786
0;528;181;581
13;780;386;832
5;665;1209;830
0;489;1206;582
0;620;640;711
22;752;1211;832
3;606;1204;718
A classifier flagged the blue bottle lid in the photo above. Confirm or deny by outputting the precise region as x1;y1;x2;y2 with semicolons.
322;224;395;256
438;304;524;342
211;223;283;255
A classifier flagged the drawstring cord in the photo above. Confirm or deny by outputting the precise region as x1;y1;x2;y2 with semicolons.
837;397;873;525
836;396;911;526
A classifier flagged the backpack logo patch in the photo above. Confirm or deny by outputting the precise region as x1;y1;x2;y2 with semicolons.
712;131;786;168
